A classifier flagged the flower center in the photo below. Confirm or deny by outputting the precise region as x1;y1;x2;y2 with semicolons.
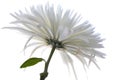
46;39;64;48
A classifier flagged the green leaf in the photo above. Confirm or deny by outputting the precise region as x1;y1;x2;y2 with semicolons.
20;57;45;68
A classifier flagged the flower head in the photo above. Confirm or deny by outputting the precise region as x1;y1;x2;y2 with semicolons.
7;3;105;79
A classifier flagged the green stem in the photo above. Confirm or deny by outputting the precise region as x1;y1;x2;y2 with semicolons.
40;45;56;80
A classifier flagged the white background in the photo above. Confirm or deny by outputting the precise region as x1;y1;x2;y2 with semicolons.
0;0;120;80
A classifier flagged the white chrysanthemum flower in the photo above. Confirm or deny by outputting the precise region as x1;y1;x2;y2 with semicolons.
6;3;105;80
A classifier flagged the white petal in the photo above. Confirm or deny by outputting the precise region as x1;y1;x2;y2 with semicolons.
23;36;34;53
3;27;35;35
74;53;88;69
60;51;78;80
30;45;44;57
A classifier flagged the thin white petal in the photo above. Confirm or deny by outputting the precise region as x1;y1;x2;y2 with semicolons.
30;45;44;57
60;51;78;80
92;59;100;70
23;36;34;55
3;27;35;35
92;49;106;58
74;53;88;70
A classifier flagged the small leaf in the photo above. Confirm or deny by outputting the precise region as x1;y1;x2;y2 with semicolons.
20;57;45;68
